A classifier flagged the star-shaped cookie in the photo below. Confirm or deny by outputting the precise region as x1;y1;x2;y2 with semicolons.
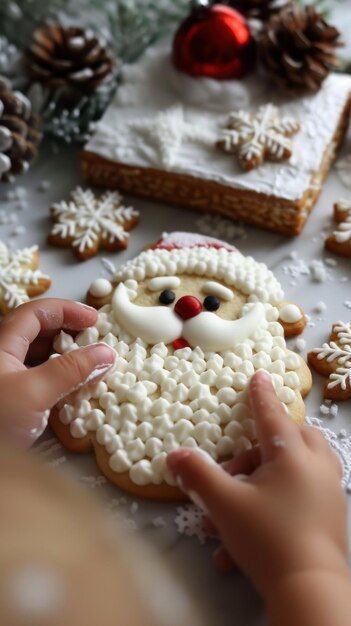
216;104;300;171
308;322;351;400
48;187;139;261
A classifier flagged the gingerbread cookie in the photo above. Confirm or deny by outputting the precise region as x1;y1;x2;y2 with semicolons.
50;232;312;500
308;322;351;400
216;105;300;171
325;198;351;257
48;186;139;261
0;241;51;315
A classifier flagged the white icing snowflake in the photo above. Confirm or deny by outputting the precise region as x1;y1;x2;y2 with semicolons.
0;242;49;310
174;504;210;545
217;104;300;171
49;187;139;257
310;322;351;394
129;105;216;169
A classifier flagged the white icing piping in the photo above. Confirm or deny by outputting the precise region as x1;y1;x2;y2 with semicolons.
113;282;183;345
182;303;265;352
202;281;234;301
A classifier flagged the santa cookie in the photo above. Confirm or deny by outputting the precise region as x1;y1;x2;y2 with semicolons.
50;232;311;500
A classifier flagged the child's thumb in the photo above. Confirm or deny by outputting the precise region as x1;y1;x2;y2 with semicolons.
25;343;116;410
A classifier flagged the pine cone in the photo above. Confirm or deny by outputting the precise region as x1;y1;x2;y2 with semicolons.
0;78;41;181
26;24;114;95
259;6;342;92
229;0;292;21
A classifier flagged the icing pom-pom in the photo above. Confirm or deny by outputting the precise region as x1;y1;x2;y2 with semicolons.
89;278;113;298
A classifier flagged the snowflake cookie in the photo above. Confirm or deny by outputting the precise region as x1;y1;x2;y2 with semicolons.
48;187;139;261
216;104;300;171
325;198;351;258
0;242;51;314
308;322;351;400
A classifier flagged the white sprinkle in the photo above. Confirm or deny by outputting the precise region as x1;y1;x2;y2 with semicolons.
101;257;117;276
152;516;166;528
314;301;326;313
344;301;351;310
288;250;298;260
38;180;51;192
309;260;327;283
5;186;27;201
282;259;310;279
319;404;330;416
325;258;337;267
294;338;306;353
130;502;139;515
330;404;339;417
10;225;26;237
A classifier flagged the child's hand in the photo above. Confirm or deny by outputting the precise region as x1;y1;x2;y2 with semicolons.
0;299;115;448
167;371;348;601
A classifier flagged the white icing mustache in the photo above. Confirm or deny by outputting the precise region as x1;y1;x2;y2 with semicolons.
112;283;265;351
182;305;265;352
113;283;183;345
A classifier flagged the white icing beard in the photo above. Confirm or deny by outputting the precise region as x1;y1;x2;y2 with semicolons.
55;296;302;488
112;282;266;352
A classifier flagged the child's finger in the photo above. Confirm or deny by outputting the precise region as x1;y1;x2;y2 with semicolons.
213;546;236;573
202;516;218;535
221;446;261;476
18;343;116;410
0;299;97;362
167;448;250;529
248;371;303;463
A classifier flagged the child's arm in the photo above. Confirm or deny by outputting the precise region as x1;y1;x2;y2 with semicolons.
0;299;115;447
168;371;351;625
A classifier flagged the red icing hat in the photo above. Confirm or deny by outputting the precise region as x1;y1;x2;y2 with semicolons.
152;231;238;252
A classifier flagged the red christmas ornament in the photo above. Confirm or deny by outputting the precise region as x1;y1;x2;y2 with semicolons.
172;1;256;80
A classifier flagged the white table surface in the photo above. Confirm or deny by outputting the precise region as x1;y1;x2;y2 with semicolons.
1;130;351;625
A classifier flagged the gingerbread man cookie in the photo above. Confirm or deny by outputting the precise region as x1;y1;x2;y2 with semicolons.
308;322;351;400
50;232;311;500
325;198;351;257
48;187;139;261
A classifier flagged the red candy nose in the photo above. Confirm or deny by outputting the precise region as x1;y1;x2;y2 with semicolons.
175;295;203;320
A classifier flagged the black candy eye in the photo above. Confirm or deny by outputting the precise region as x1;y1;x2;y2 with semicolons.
159;290;176;305
204;296;220;311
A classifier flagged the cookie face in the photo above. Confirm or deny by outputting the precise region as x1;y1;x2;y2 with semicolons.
308;322;351;400
48;187;139;261
50;232;311;499
325;198;351;257
0;242;51;315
